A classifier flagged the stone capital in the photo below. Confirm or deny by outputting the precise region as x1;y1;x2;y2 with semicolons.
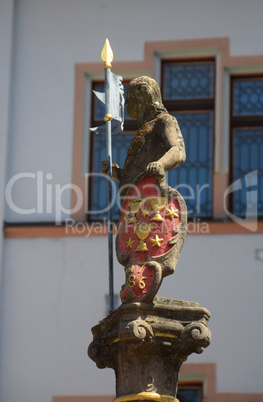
88;297;211;401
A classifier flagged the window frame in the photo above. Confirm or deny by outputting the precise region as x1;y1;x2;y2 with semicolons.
161;57;216;220
63;37;263;236
177;380;203;402
229;73;263;217
161;57;216;108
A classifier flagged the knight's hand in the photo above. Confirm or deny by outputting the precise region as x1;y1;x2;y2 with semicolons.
146;161;165;177
101;160;109;174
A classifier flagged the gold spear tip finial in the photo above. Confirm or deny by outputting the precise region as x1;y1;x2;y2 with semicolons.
101;38;113;69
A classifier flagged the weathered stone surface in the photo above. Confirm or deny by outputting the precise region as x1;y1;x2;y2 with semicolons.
88;297;211;401
93;76;211;402
102;76;187;304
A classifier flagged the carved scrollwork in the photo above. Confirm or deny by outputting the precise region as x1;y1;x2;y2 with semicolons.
133;320;154;340
182;322;211;353
162;362;177;395
88;340;110;369
140;359;159;393
119;319;154;342
117;360;136;395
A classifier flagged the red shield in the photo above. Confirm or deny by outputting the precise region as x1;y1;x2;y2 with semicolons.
117;176;182;302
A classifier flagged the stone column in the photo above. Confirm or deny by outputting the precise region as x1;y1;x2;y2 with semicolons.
88;296;211;402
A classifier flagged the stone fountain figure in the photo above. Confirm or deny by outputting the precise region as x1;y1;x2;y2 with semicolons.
88;75;211;402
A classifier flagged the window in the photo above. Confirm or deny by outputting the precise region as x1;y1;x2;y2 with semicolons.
162;59;215;218
83;42;263;228
230;76;263;217
89;81;136;221
177;382;203;402
90;62;215;222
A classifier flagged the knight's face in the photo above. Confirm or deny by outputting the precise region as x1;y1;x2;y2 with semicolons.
125;86;141;119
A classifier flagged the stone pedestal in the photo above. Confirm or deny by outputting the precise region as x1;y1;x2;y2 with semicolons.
88;296;211;402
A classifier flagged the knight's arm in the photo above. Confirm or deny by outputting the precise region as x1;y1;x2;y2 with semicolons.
158;116;186;172
101;161;122;182
112;163;122;182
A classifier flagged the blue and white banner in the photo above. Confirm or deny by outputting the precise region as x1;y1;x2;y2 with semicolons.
90;71;124;136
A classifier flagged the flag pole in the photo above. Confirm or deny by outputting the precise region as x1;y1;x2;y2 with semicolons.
101;39;114;313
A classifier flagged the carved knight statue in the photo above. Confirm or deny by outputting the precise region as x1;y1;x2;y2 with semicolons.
101;76;188;303
89;74;210;402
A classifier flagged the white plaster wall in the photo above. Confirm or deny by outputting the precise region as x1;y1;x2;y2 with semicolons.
0;236;121;402
0;234;263;402
161;234;263;394
5;0;263;222
0;0;14;294
1;1;263;402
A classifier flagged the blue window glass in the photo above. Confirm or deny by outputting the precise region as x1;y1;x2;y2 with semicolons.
177;388;201;402
91;132;134;220
94;85;105;120
168;113;213;217
234;79;263;115
233;129;263;216
164;62;214;99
